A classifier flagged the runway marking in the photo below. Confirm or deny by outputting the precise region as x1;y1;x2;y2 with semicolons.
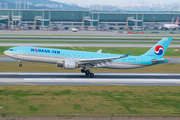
78;47;84;49
91;82;124;86
13;73;180;76
74;46;84;49
23;78;180;82
70;47;76;49
5;82;37;85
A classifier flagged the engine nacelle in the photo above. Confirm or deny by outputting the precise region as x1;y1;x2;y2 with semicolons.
57;64;63;68
63;61;78;69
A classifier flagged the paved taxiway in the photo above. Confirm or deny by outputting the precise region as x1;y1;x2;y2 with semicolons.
1;36;180;39
0;73;180;86
0;57;180;63
1;39;180;42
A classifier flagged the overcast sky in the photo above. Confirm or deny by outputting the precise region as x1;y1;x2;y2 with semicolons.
51;0;180;6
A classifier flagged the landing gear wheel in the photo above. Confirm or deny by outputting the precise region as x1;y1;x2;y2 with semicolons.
90;73;94;77
19;60;22;67
81;69;85;73
85;70;90;76
85;70;90;74
85;72;89;76
19;64;22;67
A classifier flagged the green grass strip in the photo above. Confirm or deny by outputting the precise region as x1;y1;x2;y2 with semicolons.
1;86;180;116
0;40;180;44
0;37;177;40
0;40;162;44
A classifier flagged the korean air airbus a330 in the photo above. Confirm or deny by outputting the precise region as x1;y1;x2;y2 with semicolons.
4;37;172;77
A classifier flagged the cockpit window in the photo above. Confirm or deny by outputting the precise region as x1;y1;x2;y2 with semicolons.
9;49;13;51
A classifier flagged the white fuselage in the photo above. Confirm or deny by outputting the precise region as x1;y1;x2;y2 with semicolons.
4;51;148;70
163;24;178;29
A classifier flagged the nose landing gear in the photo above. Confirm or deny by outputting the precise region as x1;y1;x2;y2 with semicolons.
19;60;22;67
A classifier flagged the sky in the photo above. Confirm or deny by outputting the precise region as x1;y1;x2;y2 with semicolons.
51;0;180;6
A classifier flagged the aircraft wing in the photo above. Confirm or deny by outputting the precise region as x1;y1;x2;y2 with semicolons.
77;53;130;66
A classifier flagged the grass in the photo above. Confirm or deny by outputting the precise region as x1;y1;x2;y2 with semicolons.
1;46;180;57
1;40;180;45
0;62;180;73
0;40;172;44
0;40;160;44
0;86;180;116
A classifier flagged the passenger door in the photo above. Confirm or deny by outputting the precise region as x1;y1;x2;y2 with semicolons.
136;58;140;64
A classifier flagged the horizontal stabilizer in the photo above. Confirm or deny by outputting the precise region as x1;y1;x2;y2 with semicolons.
151;59;168;64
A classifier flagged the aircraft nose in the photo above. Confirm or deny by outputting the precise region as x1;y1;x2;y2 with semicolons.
4;51;8;56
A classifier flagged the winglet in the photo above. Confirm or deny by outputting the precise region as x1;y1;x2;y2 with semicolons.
120;53;130;58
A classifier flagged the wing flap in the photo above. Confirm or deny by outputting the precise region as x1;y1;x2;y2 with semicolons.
78;53;130;65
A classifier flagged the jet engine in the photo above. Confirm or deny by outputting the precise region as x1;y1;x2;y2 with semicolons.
63;61;78;69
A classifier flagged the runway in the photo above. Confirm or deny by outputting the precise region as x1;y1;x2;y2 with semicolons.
0;72;180;86
1;36;180;39
1;39;180;42
0;57;180;63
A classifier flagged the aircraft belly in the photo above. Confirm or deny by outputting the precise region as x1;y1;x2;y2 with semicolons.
103;62;149;69
10;53;65;63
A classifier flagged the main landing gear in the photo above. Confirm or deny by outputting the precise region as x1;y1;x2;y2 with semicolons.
81;68;94;77
19;60;22;67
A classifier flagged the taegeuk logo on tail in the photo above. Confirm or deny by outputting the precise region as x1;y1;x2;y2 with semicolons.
154;45;164;56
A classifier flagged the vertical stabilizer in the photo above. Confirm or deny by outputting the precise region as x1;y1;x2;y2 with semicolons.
175;17;179;25
141;37;172;59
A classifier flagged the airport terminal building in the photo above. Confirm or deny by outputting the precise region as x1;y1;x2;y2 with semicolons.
0;9;179;30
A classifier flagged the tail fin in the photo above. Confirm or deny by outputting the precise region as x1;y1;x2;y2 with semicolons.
141;37;172;59
175;17;179;25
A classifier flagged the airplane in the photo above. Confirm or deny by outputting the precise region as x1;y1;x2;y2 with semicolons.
160;17;179;30
4;37;172;77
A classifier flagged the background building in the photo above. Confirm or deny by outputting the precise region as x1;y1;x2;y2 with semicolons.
0;9;179;30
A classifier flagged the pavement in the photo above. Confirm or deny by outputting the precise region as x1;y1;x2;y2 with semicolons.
0;36;180;39
1;39;180;42
0;72;180;86
0;30;119;35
